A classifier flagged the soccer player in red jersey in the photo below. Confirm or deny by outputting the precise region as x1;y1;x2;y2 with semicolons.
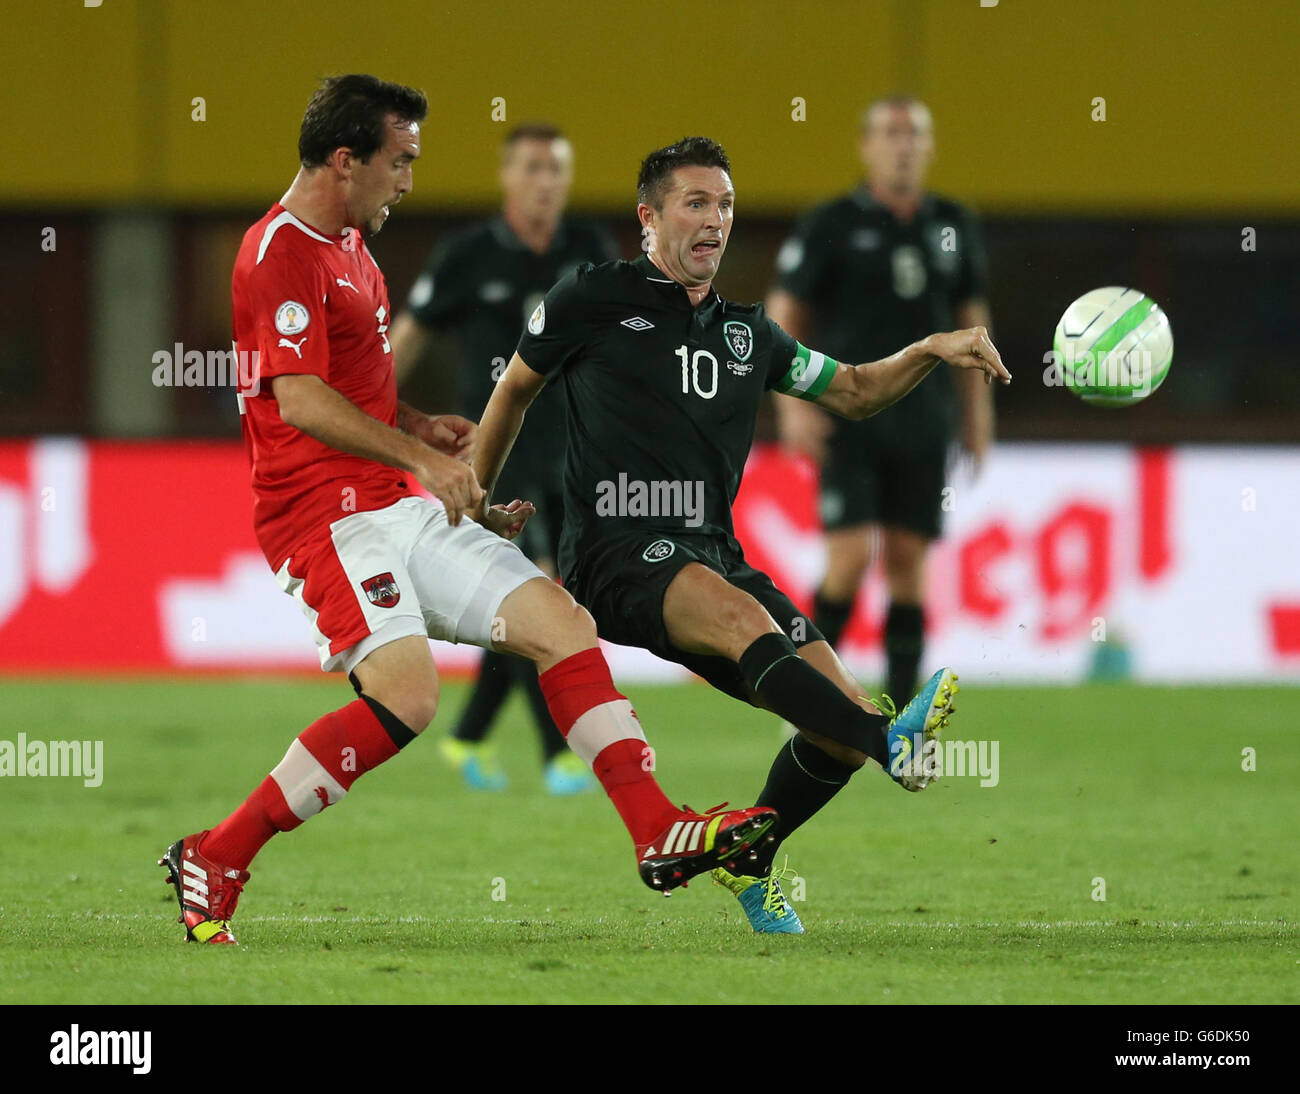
158;76;776;945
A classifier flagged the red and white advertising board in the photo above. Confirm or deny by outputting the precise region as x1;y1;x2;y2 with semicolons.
1;439;1296;682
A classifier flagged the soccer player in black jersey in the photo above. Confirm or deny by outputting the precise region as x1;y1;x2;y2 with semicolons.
768;97;995;705
470;136;1009;933
389;124;618;795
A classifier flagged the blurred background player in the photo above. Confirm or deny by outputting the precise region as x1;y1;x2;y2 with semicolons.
389;124;619;795
766;96;994;704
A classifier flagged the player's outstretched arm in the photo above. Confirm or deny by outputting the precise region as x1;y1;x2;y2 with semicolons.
470;352;547;518
953;299;997;474
766;289;833;465
272;373;483;524
813;327;1010;420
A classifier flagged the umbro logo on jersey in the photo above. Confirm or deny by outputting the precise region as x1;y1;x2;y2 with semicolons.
361;572;401;608
278;336;307;359
181;858;209;910
620;316;655;332
335;275;358;293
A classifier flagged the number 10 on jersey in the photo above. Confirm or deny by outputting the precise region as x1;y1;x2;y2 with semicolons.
676;345;718;400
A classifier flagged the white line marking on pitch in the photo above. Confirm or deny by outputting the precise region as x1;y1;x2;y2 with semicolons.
39;914;1292;929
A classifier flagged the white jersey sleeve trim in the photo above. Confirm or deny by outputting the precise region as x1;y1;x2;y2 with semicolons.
256;210;335;266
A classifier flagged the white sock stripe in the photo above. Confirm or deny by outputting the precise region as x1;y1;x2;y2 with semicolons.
564;699;645;765
271;739;348;822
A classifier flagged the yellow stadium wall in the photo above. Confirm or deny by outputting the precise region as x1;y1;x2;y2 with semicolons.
5;0;1297;213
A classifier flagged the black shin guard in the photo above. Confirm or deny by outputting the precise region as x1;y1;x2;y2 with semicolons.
812;591;855;650
737;633;888;766
750;734;857;871
884;601;925;702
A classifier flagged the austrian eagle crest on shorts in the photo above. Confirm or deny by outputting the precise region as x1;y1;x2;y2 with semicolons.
361;572;401;608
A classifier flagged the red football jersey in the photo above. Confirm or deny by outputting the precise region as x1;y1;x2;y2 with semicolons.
232;204;411;569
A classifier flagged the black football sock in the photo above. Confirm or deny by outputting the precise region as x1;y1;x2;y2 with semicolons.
747;733;857;874
517;661;568;762
884;601;925;702
812;590;855;650
738;633;888;766
451;651;515;743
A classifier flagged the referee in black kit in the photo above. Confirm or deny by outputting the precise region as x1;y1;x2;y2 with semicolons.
767;96;995;704
388;123;619;794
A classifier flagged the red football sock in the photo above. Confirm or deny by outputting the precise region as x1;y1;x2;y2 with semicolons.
538;647;678;846
201;698;407;870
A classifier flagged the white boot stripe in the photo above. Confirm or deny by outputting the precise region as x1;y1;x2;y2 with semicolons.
664;821;684;855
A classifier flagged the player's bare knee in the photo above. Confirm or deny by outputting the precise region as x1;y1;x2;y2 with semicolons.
545;596;598;660
719;590;779;647
366;683;438;735
498;581;596;664
401;690;440;735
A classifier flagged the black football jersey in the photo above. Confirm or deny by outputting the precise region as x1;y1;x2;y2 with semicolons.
405;216;618;476
773;186;989;441
515;254;836;579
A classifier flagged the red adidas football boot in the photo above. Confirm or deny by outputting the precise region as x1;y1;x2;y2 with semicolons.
638;803;778;892
158;831;250;945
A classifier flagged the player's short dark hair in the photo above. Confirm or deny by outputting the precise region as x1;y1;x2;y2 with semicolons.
859;95;931;134
502;122;566;160
298;74;428;167
637;136;732;209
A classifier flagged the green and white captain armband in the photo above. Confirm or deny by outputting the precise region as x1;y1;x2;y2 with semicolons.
773;342;838;400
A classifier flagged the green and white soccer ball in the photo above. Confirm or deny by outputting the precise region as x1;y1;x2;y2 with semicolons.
1052;286;1173;407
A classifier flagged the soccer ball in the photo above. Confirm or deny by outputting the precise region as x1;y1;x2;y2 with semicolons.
1052;286;1173;407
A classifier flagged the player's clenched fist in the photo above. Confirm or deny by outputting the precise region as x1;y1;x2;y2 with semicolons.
411;412;477;461
416;453;485;525
925;326;1011;386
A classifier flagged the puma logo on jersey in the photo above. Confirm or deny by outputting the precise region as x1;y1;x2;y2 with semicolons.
278;336;307;359
181;858;210;910
335;275;358;293
658;819;706;856
620;316;654;331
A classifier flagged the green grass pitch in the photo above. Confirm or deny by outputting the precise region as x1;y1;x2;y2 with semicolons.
0;676;1295;1004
